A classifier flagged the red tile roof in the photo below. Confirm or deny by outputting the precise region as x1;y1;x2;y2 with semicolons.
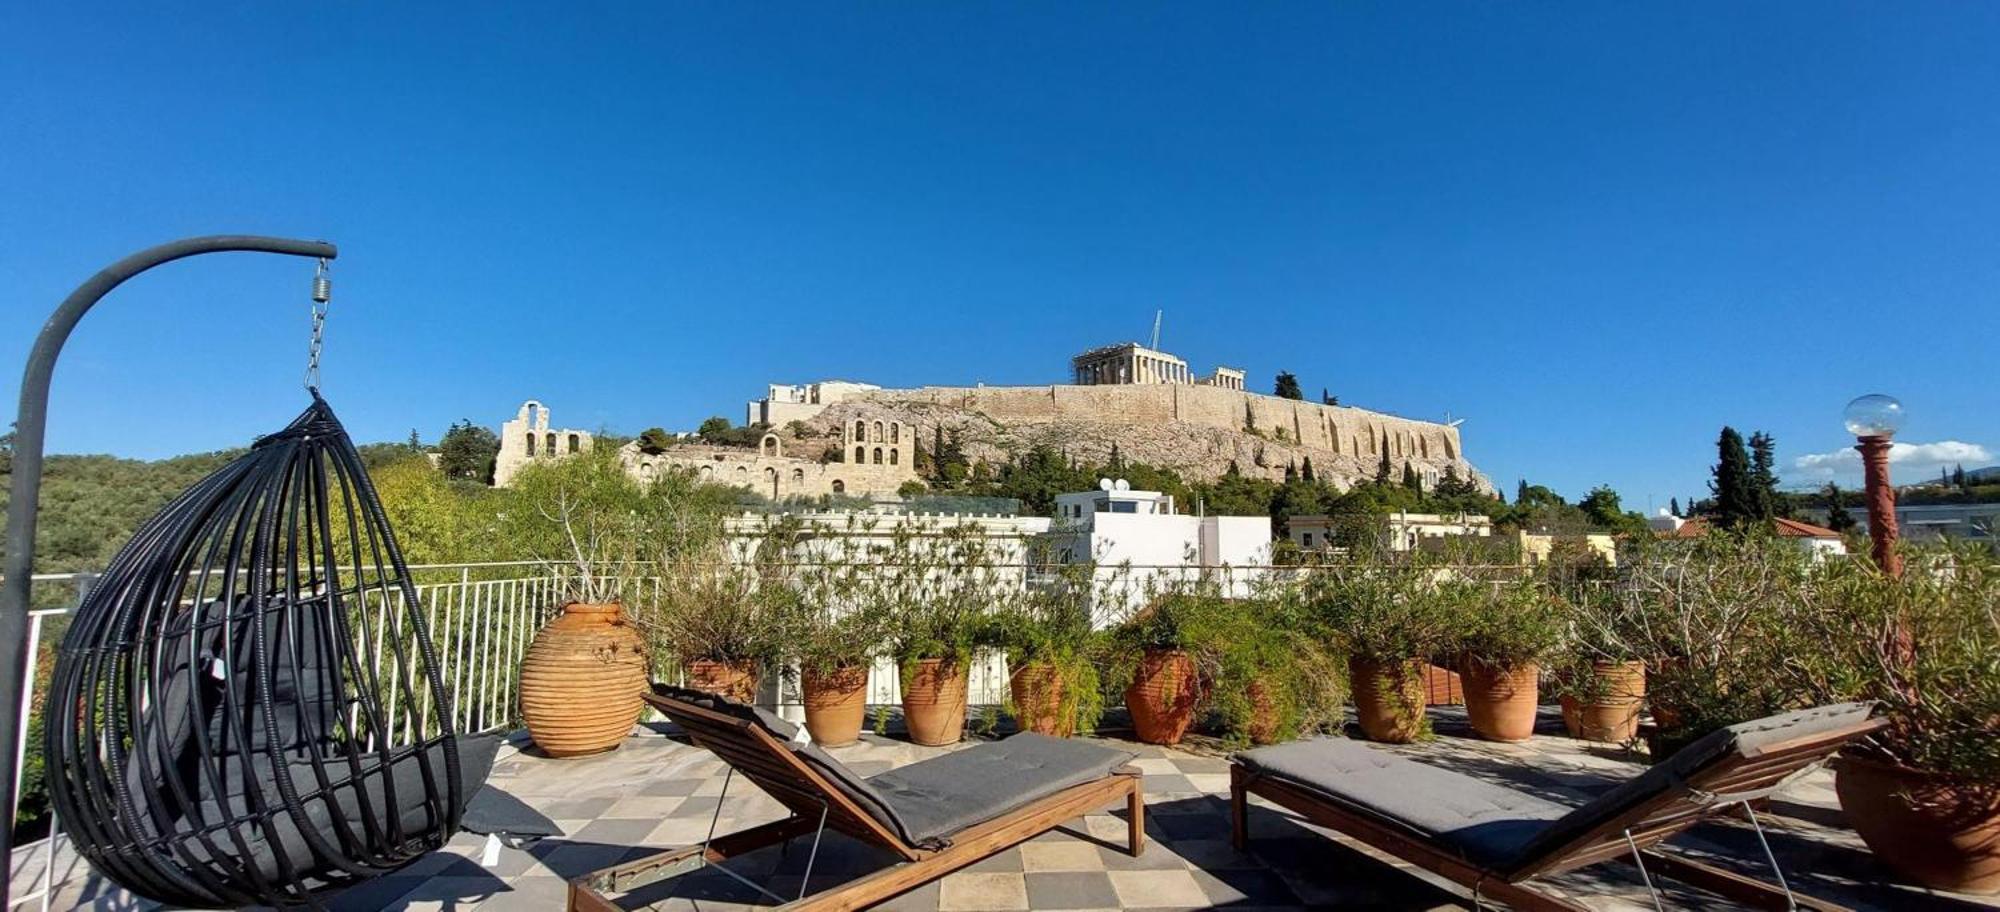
1665;516;1842;539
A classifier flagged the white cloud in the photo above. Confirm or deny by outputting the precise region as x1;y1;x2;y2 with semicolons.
1793;440;1992;478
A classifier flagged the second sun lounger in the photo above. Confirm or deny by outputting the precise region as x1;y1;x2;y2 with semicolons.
1230;702;1884;911
569;685;1143;911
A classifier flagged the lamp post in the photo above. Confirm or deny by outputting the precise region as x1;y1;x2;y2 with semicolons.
1844;394;1905;578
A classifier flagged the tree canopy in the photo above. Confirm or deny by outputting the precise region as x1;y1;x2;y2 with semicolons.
1273;371;1303;400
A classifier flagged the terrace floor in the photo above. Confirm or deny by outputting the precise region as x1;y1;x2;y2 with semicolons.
17;709;1997;911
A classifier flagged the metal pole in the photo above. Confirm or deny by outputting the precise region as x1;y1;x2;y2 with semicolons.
0;235;336;898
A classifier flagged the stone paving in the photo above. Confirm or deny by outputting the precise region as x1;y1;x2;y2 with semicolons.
14;708;1998;910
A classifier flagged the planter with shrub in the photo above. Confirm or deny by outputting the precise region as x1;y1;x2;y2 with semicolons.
992;564;1103;738
1454;577;1564;742
1310;561;1457;743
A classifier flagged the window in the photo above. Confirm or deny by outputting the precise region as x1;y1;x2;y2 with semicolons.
793;468;805;483
831;480;845;494
889;449;898;466
525;434;536;457
567;433;580;453
855;446;866;463
872;447;883;465
545;432;556;455
1302;533;1314;547
1110;501;1137;513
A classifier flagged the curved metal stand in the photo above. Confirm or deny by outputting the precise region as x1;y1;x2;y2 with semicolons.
0;235;337;899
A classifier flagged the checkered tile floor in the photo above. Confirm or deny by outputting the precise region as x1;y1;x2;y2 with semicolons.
14;708;1992;910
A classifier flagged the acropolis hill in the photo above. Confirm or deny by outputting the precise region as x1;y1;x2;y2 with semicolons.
503;342;1489;499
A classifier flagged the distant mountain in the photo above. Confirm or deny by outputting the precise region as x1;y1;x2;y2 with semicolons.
1969;466;2000;483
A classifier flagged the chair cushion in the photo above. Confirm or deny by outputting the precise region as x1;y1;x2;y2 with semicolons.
1509;701;1876;871
864;733;1135;846
1236;737;1571;868
650;685;1134;848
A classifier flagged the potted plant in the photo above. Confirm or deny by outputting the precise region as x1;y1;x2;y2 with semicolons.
882;524;999;746
993;563;1103;737
1310;559;1457;743
1206;592;1345;746
1616;533;1806;759
651;557;781;704
1781;543;2000;895
1548;586;1648;744
1454;576;1564;742
1108;587;1215;746
508;449;653;757
783;548;891;747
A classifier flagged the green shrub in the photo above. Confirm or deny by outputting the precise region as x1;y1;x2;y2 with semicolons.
1454;576;1566;671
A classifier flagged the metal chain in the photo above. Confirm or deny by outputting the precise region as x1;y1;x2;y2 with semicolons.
306;258;331;391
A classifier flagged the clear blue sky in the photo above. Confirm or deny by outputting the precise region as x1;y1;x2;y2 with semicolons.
5;4;1997;510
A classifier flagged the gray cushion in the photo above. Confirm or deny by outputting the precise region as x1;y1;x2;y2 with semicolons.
1238;702;1877;875
1509;701;1876;872
648;685;1133;849
1236;737;1571;868
864;733;1136;846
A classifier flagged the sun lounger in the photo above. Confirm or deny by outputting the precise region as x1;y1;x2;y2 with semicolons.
1230;702;1883;911
568;685;1143;911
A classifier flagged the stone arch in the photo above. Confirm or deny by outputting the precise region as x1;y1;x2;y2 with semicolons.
872;447;883;465
736;465;749;476
889;449;899;466
520;400;544;427
854;445;866;464
853;420;867;442
872;420;885;443
831;479;846;494
760;433;782;458
545;432;557;455
890;422;901;445
792;467;805;483
639;462;656;480
764;466;777;482
699;464;714;477
567;433;581;454
525;434;537;457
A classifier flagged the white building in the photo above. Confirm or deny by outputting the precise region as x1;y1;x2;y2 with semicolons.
744;380;881;427
1287;511;1492;554
1042;480;1272;625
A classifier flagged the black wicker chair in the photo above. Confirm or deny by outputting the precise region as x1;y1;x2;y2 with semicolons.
43;395;493;908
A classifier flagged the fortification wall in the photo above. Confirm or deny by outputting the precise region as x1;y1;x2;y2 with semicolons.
874;384;1462;465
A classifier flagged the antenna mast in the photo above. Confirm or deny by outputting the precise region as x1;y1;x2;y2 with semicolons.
1150;309;1162;350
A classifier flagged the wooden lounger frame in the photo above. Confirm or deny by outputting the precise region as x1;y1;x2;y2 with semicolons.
569;691;1143;911
1230;714;1886;912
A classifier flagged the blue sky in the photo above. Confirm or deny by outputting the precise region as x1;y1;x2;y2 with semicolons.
4;4;1997;510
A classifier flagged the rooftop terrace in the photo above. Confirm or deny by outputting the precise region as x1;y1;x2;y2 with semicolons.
15;708;1990;912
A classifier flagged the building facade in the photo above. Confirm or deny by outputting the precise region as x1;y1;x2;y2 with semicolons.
744;380;880;427
620;412;918;500
493;400;594;486
1041;481;1273;625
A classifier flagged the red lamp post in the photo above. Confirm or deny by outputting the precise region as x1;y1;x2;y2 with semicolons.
1844;394;1906;578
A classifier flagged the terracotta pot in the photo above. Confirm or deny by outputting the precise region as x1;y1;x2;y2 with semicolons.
1125;648;1202;745
1461;659;1540;742
520;602;648;757
901;658;969;746
802;665;869;747
1835;756;2000;894
1350;657;1427;743
1246;679;1283;745
1010;661;1071;737
688;658;760;704
1570;660;1645;743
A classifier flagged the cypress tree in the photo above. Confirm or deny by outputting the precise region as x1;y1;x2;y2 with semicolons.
1748;431;1781;520
1300;456;1316;483
1953;464;1967;488
1516;478;1530;505
1377;444;1393;485
1711;426;1756;528
1284;461;1298;482
1402;461;1421;492
1670;496;1681;517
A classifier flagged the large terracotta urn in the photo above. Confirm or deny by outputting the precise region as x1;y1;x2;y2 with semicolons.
519;602;648;757
802;665;870;747
1126;648;1202;745
1351;657;1427;743
688;658;759;704
901;658;968;746
1010;661;1070;737
1461;659;1540;742
1836;756;2000;895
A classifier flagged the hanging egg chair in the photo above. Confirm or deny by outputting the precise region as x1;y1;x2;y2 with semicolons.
43;394;497;908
